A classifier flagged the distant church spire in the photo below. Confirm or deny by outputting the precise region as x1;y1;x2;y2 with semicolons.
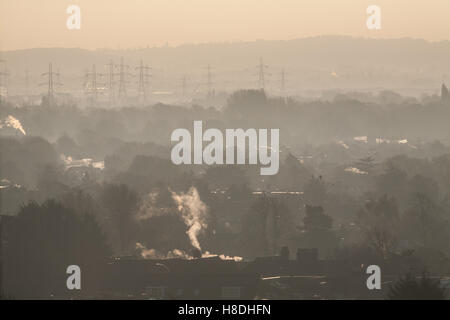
442;83;450;103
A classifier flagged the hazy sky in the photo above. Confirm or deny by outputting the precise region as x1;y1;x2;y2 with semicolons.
1;0;450;51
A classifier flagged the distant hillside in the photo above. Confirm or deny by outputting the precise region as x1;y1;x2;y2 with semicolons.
1;36;450;96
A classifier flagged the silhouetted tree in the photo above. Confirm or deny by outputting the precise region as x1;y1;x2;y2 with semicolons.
295;205;337;258
55;133;79;157
36;164;69;199
357;195;400;259
3;200;111;298
303;175;327;206
376;164;408;204
271;153;311;190
303;205;332;230
388;272;446;300
441;83;450;103
240;195;292;257
101;183;138;255
402;193;450;252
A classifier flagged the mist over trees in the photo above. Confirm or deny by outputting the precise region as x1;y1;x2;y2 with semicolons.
1;84;450;299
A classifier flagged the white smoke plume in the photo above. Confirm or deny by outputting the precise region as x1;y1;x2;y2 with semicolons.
135;187;243;261
170;187;209;251
0;115;26;135
201;251;243;262
135;242;243;261
135;243;191;259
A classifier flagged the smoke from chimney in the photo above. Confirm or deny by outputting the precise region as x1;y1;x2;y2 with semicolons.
171;187;209;252
135;187;242;261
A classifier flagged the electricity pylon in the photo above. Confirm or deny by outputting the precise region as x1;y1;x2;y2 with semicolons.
136;60;151;104
40;63;62;106
85;64;103;104
257;57;268;90
117;57;130;102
